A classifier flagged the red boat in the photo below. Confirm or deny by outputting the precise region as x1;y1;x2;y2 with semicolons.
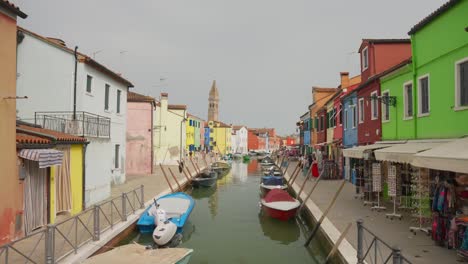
261;189;300;221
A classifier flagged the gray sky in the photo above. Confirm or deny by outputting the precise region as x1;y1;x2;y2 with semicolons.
13;0;446;135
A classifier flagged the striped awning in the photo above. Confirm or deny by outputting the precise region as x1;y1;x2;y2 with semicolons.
18;149;63;168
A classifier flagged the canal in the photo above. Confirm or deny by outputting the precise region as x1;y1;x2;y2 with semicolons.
121;159;329;263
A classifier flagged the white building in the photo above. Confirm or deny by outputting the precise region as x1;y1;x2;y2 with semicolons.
16;27;133;206
154;93;187;165
232;126;248;154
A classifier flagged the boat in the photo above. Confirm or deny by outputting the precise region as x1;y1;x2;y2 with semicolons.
261;189;300;221
191;169;217;188
211;161;231;178
82;244;193;264
263;170;282;176
261;175;285;186
242;155;251;162
137;192;195;234
259;157;275;167
260;182;288;196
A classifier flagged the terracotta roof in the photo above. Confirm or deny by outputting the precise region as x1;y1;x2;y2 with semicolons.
216;121;231;128
0;0;27;18
312;87;337;93
408;0;460;35
16;133;50;144
17;124;88;144
232;125;246;131
187;113;205;121
17;27;133;88
127;91;156;105
359;39;411;52
168;104;187;110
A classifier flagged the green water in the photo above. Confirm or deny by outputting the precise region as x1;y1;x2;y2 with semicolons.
123;160;328;264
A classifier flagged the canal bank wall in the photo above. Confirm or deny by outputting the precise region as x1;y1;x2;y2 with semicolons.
61;161;208;264
281;163;357;264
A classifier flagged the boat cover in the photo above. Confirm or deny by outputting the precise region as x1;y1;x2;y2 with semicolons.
157;198;191;219
264;189;295;203
262;176;284;186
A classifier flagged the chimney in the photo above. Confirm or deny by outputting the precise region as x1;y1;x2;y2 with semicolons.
340;72;349;89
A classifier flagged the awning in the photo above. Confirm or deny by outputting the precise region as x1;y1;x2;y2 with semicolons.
412;137;468;174
19;149;64;168
375;142;445;164
343;144;393;159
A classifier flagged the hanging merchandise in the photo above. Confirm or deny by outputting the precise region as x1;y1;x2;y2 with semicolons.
388;165;397;197
372;163;382;192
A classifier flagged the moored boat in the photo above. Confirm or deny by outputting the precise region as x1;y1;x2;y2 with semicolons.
260;182;288;196
191;169;217;188
261;189;300;221
261;175;285;186
211;161;231;178
137;192;195;234
82;244;193;264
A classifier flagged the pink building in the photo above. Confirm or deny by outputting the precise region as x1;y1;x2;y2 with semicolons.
126;92;156;175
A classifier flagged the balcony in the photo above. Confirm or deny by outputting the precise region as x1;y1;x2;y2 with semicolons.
35;111;111;138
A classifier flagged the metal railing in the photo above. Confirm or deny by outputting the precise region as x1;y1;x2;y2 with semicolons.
357;219;412;264
34;111;111;138
0;185;144;264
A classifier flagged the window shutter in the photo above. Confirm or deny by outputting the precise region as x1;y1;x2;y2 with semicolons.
461;61;468;106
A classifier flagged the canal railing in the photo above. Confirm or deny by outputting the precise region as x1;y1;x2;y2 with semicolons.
0;185;144;264
357;219;412;264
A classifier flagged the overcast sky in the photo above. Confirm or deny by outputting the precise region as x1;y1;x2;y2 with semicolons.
13;0;446;135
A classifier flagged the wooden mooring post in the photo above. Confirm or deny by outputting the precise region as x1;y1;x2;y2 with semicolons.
189;158;200;175
287;163;300;185
282;159;290;175
304;180;346;247
296;165;314;198
159;164;174;193
297;174;322;214
177;160;191;183
167;167;182;191
324;222;352;263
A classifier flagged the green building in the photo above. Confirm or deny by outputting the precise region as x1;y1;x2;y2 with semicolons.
381;0;468;140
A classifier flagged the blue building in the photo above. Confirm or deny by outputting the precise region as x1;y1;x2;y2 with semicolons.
204;125;211;151
342;91;358;148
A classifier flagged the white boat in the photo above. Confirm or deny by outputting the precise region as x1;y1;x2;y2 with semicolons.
82;244;193;264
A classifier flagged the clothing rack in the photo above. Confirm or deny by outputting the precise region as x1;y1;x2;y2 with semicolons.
409;168;431;235
386;163;402;220
371;162;386;211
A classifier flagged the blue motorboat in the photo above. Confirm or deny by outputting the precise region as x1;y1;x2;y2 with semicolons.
137;192;195;234
261;175;285;186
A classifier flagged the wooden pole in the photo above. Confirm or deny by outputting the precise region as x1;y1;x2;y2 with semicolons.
304;180;346;246
159;164;174;193
282;160;290;175
324;223;352;263
296;175;309;199
297;174;322;213
167;167;182;191
189;158;199;175
177;160;191;182
203;154;209;167
287;163;300;184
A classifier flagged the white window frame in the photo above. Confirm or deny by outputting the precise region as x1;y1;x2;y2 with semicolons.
403;81;414;120
370;91;378;120
417;74;430;117
344;109;348;131
358;98;364;124
362;47;369;71
381;90;390;122
455;57;468;111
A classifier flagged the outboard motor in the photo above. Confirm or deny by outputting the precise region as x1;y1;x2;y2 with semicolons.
152;220;177;246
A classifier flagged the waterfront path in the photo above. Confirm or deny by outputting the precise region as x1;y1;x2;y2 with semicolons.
284;161;459;264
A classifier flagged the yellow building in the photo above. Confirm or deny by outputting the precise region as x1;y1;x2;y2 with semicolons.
208;121;232;155
186;114;204;152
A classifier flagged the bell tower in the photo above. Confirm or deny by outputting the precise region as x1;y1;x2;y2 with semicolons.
208;80;219;121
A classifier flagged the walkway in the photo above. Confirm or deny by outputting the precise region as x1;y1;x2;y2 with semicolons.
284;161;460;264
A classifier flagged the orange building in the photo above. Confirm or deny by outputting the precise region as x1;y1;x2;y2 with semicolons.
0;1;27;244
309;87;337;149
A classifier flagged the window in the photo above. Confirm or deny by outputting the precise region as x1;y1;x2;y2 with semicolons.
382;91;390;122
189;120;193;126
115;144;120;168
418;75;430;115
333;107;337;127
320;115;324;131
358;98;364;123
455;58;468;109
371;91;378;120
362;47;369;71
116;90;121;113
86;75;93;93
344;109;348;130
104;84;110;111
339;106;343;126
403;82;413;119
352;107;357;128
210;128;214;133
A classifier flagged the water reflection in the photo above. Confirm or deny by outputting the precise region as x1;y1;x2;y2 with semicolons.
189;186;219;220
247;159;259;174
231;161;248;183
258;211;300;245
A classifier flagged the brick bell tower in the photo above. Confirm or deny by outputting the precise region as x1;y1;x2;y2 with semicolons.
208;80;219;121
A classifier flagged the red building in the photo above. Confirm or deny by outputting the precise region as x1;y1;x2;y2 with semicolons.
356;39;411;145
248;130;259;150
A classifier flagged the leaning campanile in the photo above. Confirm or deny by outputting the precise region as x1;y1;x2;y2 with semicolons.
208;80;219;121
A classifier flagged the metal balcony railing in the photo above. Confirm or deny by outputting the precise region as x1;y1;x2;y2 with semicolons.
35;111;111;138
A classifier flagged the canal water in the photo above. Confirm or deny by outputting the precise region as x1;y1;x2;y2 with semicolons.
121;160;328;264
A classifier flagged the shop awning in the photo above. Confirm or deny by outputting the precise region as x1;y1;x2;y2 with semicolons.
19;149;63;168
412;137;468;174
374;142;446;164
342;144;393;159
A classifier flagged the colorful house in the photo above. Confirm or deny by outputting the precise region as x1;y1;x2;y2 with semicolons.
355;39;412;146
309;87;337;150
0;1;27;244
232;126;248;154
208;121;232;155
16;122;87;236
126;92;156;175
300;112;311;154
186;114;205;152
316;106;328;149
248;129;259;151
